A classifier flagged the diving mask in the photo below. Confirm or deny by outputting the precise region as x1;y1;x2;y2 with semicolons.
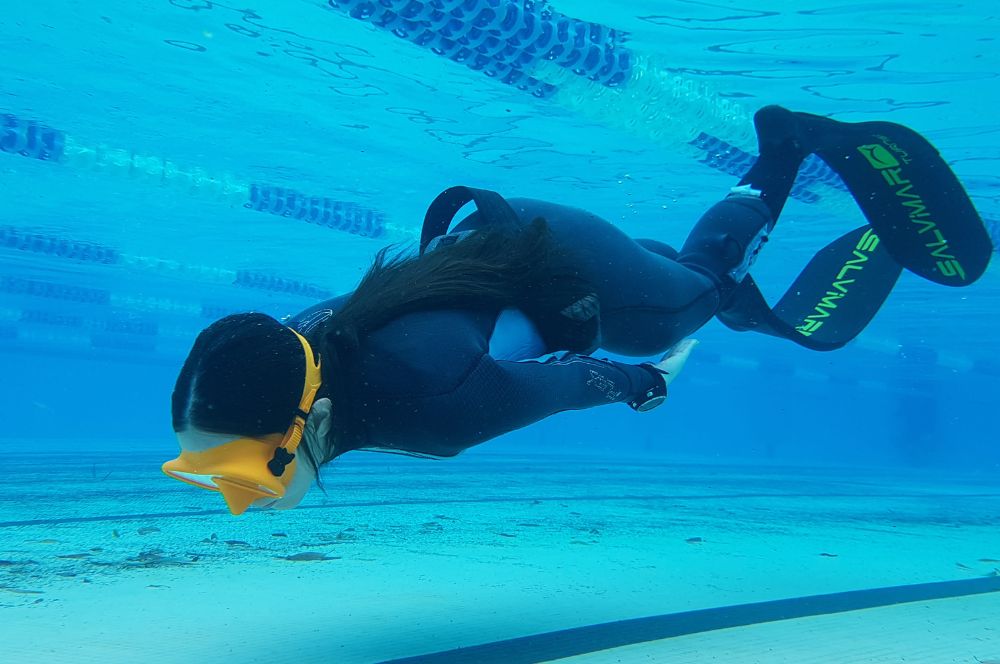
162;328;322;515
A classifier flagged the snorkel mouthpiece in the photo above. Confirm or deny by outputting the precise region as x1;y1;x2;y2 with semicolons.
268;447;297;476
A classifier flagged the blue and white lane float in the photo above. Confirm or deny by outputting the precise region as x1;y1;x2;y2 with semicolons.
0;113;391;240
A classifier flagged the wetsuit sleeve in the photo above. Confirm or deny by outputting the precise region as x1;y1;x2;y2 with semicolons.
416;353;661;454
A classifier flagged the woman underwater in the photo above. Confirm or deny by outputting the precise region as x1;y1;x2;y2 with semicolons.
164;106;992;515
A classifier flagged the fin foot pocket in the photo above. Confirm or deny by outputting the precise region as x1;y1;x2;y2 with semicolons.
753;105;808;160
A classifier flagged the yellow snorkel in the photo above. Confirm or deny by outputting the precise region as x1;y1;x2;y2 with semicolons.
162;329;322;515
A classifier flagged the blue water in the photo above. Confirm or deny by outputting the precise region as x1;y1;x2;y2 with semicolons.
2;2;999;661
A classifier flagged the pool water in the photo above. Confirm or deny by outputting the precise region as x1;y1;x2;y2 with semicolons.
1;1;998;662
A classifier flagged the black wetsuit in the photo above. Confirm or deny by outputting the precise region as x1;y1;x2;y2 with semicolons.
288;195;772;458
288;107;991;458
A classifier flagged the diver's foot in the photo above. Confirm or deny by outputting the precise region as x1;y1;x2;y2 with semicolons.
752;105;807;159
754;105;860;160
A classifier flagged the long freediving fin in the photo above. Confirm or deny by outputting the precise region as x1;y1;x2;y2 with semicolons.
780;108;993;285
717;225;902;351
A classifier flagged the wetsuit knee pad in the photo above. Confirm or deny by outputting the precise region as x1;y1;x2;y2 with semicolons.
678;196;774;288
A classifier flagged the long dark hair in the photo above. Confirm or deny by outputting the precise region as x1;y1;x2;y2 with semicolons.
311;219;555;463
172;220;556;470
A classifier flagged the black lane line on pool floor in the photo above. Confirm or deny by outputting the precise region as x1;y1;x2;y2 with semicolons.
4;491;1000;528
381;576;1000;664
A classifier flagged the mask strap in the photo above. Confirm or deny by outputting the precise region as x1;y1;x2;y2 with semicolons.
268;329;322;476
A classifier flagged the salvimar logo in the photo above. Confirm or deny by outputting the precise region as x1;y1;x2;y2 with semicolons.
796;229;881;338
857;138;966;280
858;143;900;170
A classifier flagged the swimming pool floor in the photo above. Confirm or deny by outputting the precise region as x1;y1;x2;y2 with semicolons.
2;453;998;662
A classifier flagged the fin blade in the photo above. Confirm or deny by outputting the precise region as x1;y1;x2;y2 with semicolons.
718;226;902;351
809;118;992;285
